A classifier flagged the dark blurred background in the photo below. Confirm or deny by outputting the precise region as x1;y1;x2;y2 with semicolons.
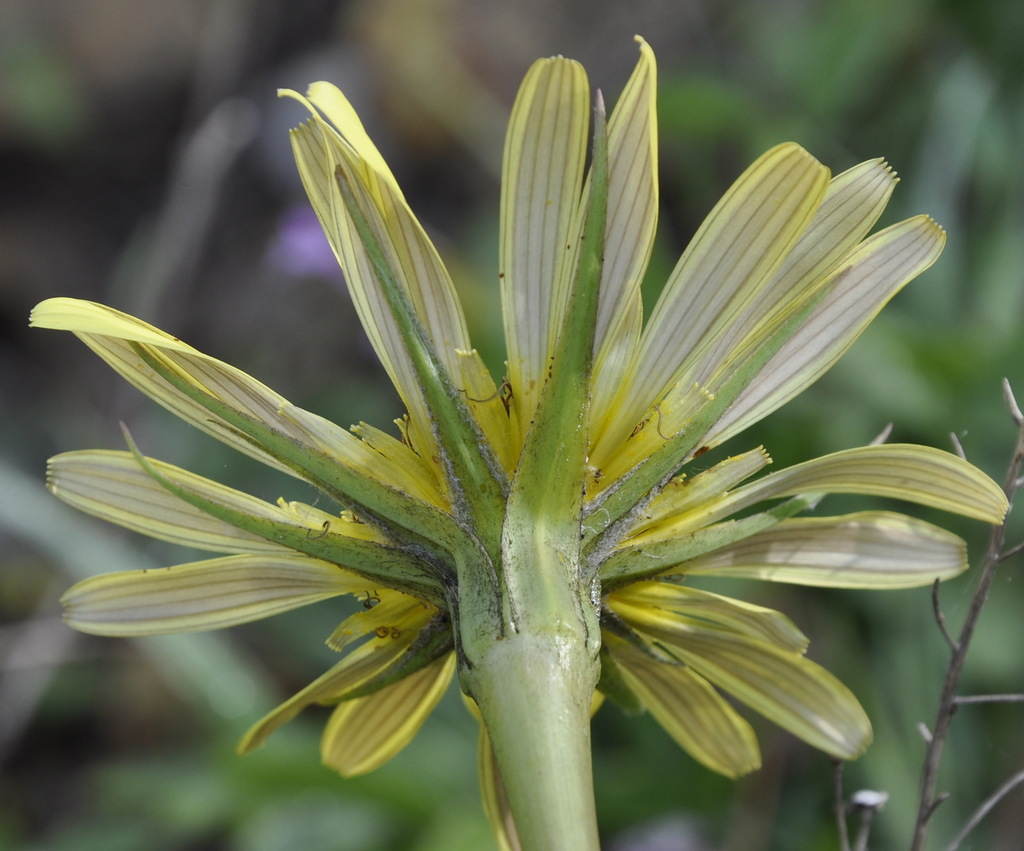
2;0;1023;849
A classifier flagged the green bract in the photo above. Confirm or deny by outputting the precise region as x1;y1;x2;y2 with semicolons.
32;36;1006;851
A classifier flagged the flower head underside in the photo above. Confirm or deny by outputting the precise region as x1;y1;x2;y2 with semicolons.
31;36;1007;849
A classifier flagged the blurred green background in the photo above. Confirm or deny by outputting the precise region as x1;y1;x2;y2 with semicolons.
2;0;1022;848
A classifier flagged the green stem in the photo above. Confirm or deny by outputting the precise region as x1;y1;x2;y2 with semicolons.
466;620;601;851
457;501;602;850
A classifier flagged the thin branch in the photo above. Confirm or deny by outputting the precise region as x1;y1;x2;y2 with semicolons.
954;693;1024;705
944;768;1024;851
911;381;1024;851
949;431;967;461
1004;378;1024;426
850;790;888;851
925;793;950;823
128;97;259;324
853;808;878;851
870;423;894;446
833;759;853;851
997;539;1024;562
930;579;958;653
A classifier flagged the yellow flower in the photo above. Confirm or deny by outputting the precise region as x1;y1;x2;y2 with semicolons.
32;37;1006;851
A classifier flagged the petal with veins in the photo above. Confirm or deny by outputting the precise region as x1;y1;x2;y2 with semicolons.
708;215;945;444
606;635;761;777
680;511;968;588
499;55;590;443
321;653;456;776
593;143;830;463
62;554;367;635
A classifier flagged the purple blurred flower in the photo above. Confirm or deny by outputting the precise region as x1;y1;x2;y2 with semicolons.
266;205;344;283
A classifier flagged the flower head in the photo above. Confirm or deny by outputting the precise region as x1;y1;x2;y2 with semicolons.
32;36;1006;850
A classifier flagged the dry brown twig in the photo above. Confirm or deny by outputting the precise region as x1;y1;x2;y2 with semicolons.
910;379;1024;851
833;380;1024;851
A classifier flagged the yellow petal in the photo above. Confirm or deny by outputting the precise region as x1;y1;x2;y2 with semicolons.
47;449;374;554
727;444;1008;523
320;652;455;776
238;622;429;754
623;447;770;539
301;81;402;193
62;554;364;635
708;215;945;444
325;589;436;652
630;615;872;759
592;143;830;464
610;581;808;652
348;419;445;504
499;55;590;446
452;347;518;474
606;635;760;777
590;37;658;417
681;511;968;588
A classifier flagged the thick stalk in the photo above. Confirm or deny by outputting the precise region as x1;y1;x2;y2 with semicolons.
456;508;602;851
466;616;601;851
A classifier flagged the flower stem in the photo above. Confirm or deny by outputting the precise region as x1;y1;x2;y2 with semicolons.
467;620;602;850
456;501;602;850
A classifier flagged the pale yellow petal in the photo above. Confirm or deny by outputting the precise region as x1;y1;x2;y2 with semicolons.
610;581;808;653
707;215;945;445
499;56;590;444
633;444;1007;549
589;297;643;469
607;635;760;777
238;623;427;754
590;38;658;417
47;449;374;554
630;615;872;759
30;298;447;507
680;511;968;588
604;161;896;469
687;158;899;390
477;721;522;851
30;300;301;478
592;143;830;464
286;87;503;463
62;554;364;635
725;444;1008;523
320;652;455;776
